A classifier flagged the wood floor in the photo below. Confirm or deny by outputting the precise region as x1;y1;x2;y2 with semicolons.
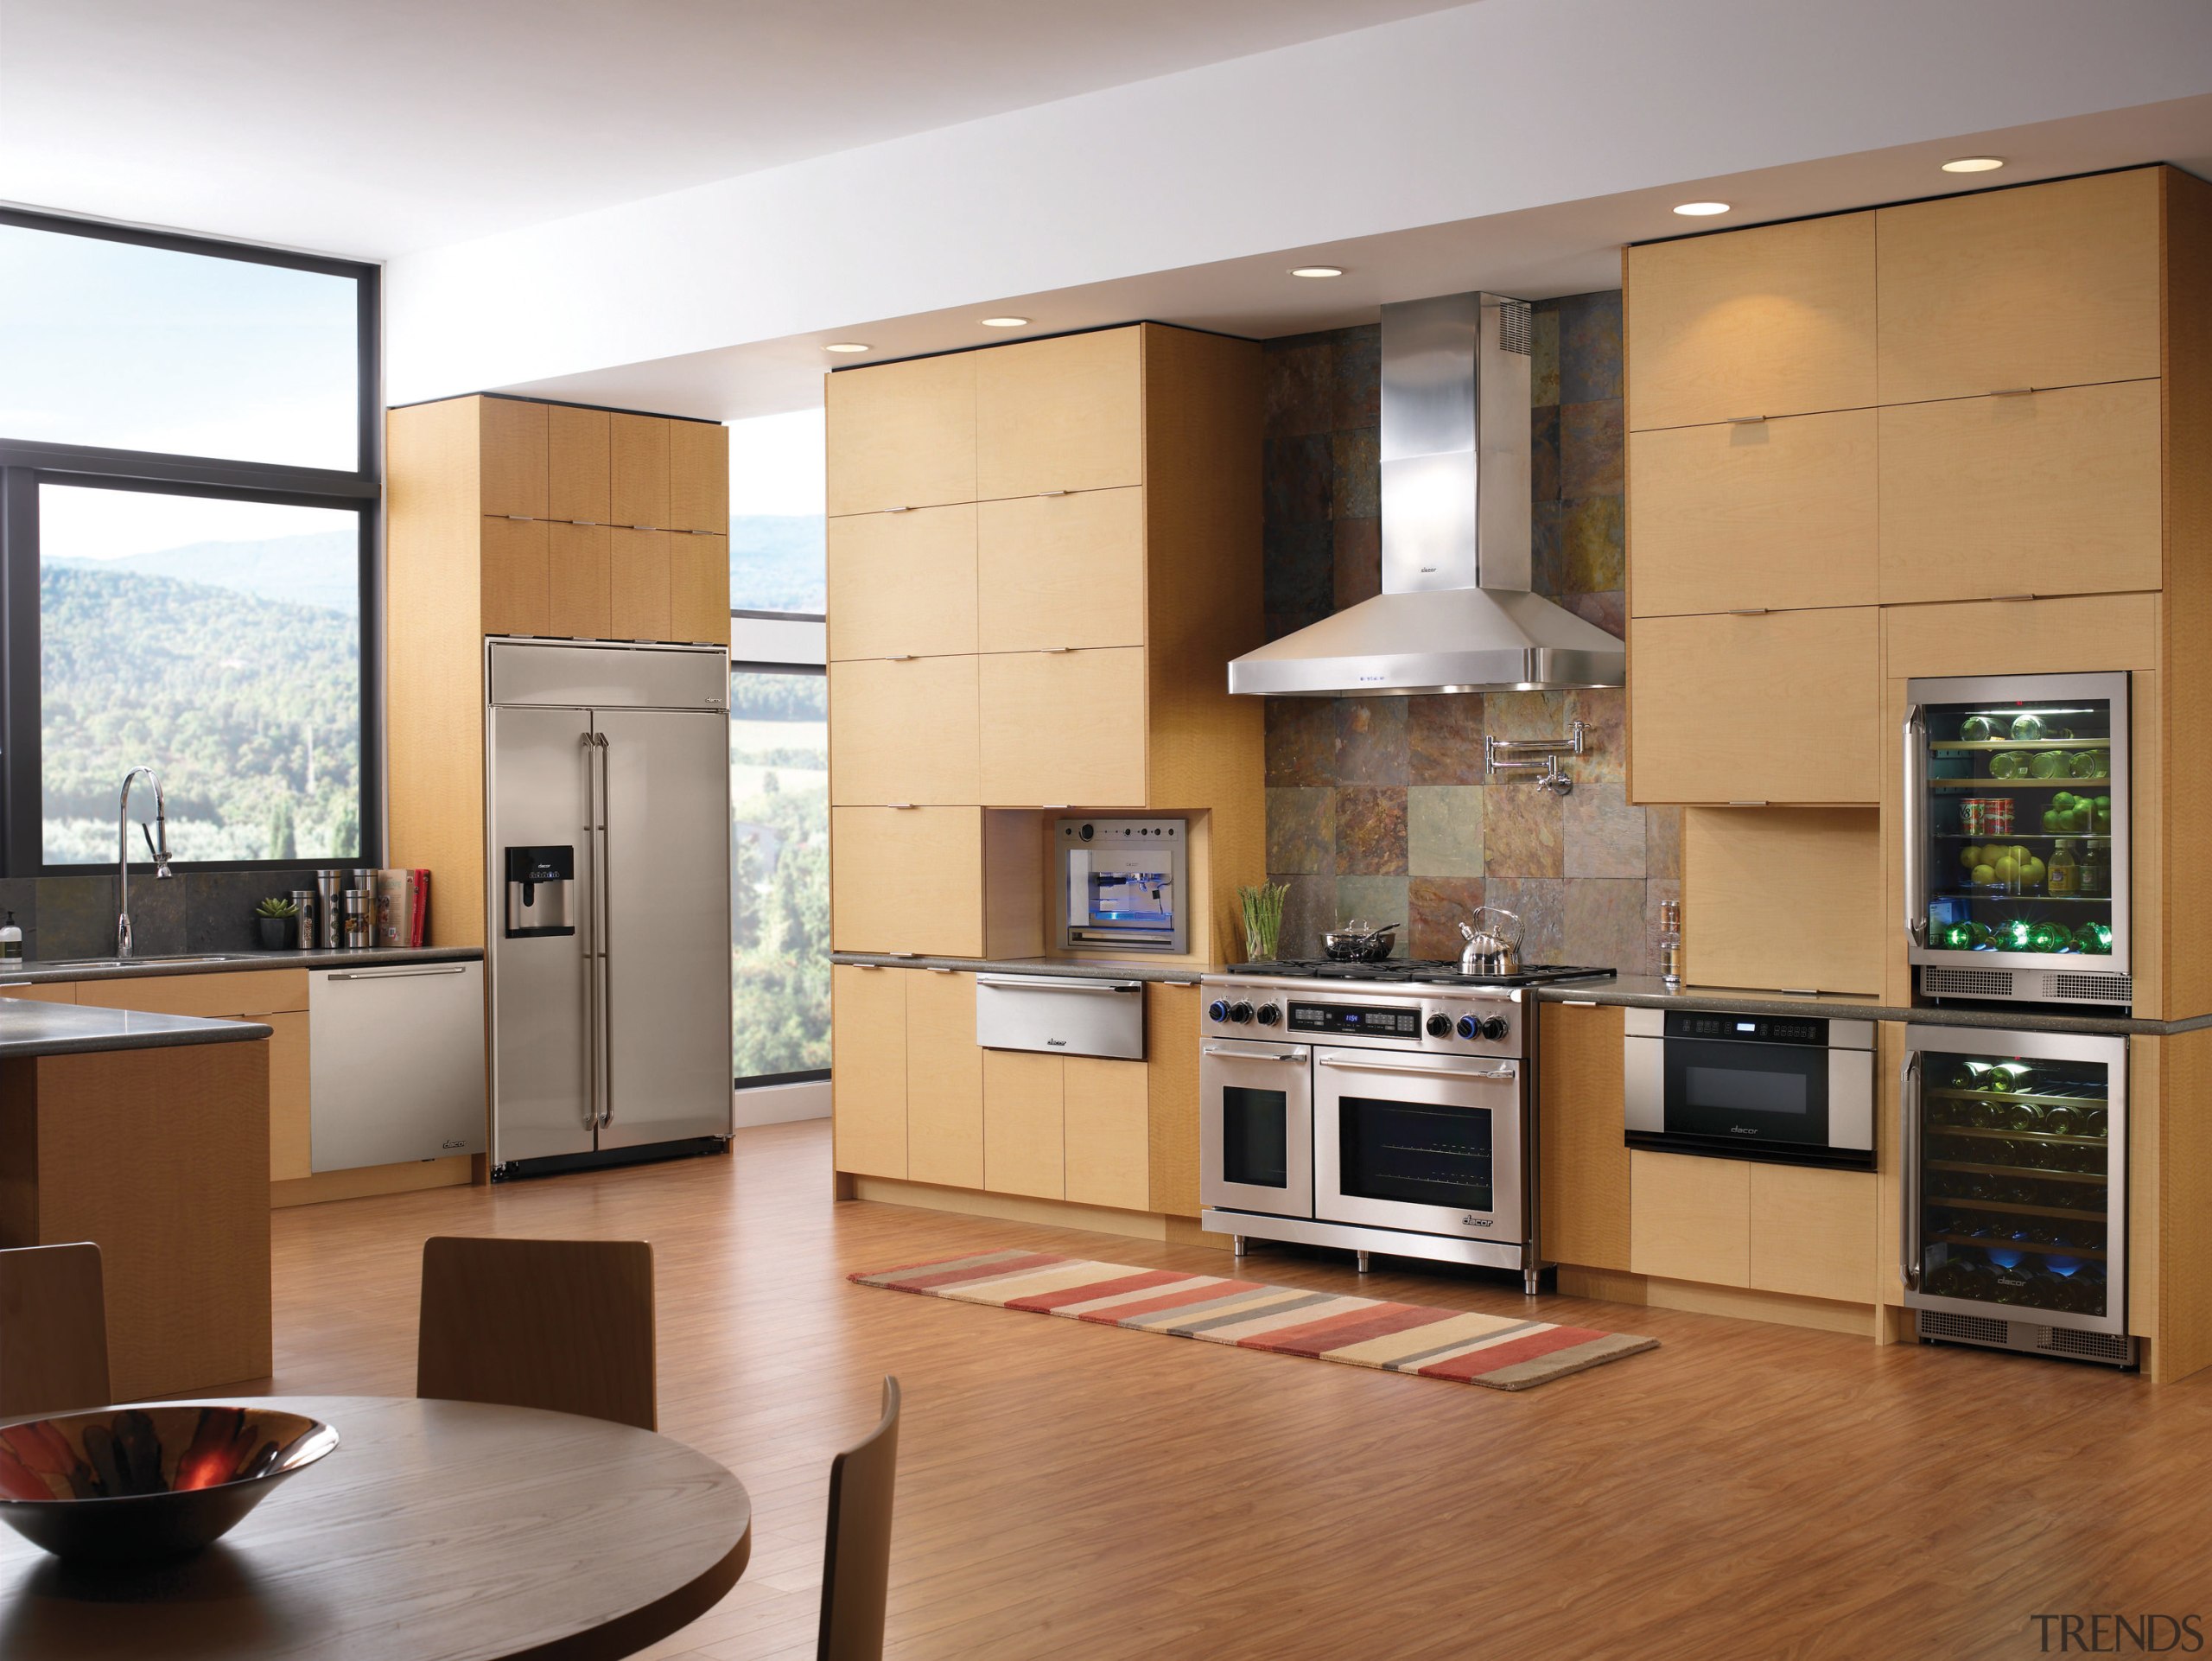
259;1119;2212;1660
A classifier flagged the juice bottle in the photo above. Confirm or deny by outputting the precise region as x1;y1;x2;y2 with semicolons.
2081;839;2110;898
2046;838;2079;898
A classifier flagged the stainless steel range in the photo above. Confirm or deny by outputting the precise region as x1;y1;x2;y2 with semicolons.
1198;960;1614;1291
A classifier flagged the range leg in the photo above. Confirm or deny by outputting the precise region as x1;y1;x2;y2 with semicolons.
1232;1235;1246;1259
1355;1251;1371;1276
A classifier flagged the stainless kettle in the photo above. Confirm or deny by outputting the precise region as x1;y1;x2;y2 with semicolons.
1459;907;1523;976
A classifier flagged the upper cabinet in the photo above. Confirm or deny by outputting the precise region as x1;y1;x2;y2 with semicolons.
828;506;979;661
976;488;1147;652
1876;169;2160;405
975;328;1146;499
825;353;977;514
1625;213;1875;430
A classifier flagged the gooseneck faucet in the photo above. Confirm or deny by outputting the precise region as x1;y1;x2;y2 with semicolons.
117;767;174;958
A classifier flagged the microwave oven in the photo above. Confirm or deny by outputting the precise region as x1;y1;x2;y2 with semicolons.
1054;818;1186;954
1624;1007;1874;1171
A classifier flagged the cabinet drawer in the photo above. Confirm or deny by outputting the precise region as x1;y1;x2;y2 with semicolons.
78;970;309;1019
481;517;550;637
1629;608;1880;805
1880;592;2160;681
982;1048;1064;1199
609;528;672;641
830;656;980;805
1627;410;1877;615
1625;213;1875;430
906;971;982;1190
1876;169;2159;406
1682;809;1883;995
0;981;75;1003
831;964;908;1179
976;487;1147;652
669;534;729;646
668;420;729;533
1064;1056;1149;1212
827;353;977;515
1749;1162;1877;1303
978;648;1146;807
547;522;612;640
1629;1150;1750;1287
976;328;1144;500
828;506;978;660
830;807;984;957
1877;380;2162;605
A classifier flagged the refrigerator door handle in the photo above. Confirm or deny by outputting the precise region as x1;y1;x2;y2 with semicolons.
1902;703;1926;948
591;731;614;1130
581;731;604;1134
1899;1049;1923;1291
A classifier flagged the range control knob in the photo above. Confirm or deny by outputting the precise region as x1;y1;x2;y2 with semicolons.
1481;1015;1510;1042
1425;1013;1453;1038
1227;1002;1255;1025
1206;998;1231;1023
1255;1003;1282;1027
1455;1015;1481;1041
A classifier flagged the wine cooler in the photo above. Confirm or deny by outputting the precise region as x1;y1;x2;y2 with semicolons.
1902;1026;2133;1367
1904;671;2130;1008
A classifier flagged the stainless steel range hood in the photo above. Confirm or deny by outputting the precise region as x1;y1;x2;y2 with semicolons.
1229;291;1627;697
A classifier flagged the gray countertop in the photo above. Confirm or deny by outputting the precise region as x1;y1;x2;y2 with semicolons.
832;951;2203;1035
0;945;482;989
0;1001;272;1059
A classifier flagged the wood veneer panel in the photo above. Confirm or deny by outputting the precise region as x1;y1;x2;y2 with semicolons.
609;412;672;529
1146;983;1203;1219
905;971;982;1192
1630;1149;1750;1288
668;420;729;533
480;516;551;637
828;808;984;957
0;983;74;1004
976;487;1147;652
826;353;977;515
982;1049;1063;1200
670;534;729;646
1063;1056;1149;1212
1626;213;1876;430
478;396;548;518
978;648;1146;807
76;970;308;1018
547;404;611;524
609;527;671;641
1539;1001;1630;1271
976;328;1143;499
1877;168;2160;405
1879;592;2160;678
830;965;906;1180
2156;1028;2212;1384
548;521;613;640
1749;1164;1878;1304
1682;808;1883;995
266;1011;311;1184
827;506;978;661
829;656;979;805
0;1242;109;1416
2160;166;2212;1019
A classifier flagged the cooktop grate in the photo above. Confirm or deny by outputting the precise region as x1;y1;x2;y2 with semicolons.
1227;961;1617;989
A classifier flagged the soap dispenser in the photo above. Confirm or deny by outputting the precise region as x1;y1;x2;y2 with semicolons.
1;911;22;960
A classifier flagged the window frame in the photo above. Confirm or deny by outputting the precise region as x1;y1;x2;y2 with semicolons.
0;207;380;875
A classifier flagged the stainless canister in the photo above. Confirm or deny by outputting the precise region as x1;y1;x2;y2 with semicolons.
290;889;317;951
315;869;345;950
342;886;373;950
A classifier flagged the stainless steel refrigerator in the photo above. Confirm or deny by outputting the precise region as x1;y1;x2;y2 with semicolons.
486;639;733;1174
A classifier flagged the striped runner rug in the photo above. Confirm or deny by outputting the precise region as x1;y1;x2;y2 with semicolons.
851;1250;1658;1391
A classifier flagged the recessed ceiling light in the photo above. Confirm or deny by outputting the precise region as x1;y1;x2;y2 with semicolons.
980;315;1029;328
1672;201;1732;217
823;342;870;353
1289;265;1344;278
1942;156;2005;174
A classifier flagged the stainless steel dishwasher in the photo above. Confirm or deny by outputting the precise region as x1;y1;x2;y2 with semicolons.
309;960;487;1172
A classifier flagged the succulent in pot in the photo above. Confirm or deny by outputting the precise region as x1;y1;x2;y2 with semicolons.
252;894;298;951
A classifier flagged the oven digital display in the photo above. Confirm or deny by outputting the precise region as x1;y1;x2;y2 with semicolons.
1288;1002;1421;1037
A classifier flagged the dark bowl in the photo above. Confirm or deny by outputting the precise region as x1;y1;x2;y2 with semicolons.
0;1404;339;1563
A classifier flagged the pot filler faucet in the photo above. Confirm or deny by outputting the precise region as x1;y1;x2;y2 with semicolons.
117;766;173;958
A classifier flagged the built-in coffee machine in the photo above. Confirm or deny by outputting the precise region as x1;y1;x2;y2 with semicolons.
1054;818;1185;953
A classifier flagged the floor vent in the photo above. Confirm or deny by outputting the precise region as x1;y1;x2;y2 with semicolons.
1922;967;2012;998
1917;1309;2136;1368
2045;971;2133;1004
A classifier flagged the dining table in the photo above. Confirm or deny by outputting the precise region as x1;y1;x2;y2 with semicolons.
0;1394;753;1660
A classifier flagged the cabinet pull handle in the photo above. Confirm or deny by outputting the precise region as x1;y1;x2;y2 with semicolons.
887;802;918;810
1991;386;2037;397
1038;489;1070;497
326;964;468;982
885;653;916;661
1726;799;1769;807
1725;414;1766;424
1042;646;1074;653
1559;999;1600;1007
926;965;957;974
1993;593;2037;601
505;514;534;521
631;523;654;531
570;519;599;527
884;505;911;513
1726;608;1769;615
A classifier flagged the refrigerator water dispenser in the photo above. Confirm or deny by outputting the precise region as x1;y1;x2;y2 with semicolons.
505;845;575;938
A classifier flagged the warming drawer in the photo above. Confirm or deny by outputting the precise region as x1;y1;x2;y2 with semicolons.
974;974;1146;1060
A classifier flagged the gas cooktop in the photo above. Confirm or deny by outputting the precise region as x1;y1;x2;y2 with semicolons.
1225;960;1618;990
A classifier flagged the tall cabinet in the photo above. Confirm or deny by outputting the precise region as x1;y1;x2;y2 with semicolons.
386;394;732;948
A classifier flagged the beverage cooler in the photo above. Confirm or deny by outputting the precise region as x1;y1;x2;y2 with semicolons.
1901;1026;2133;1366
1904;671;2130;1008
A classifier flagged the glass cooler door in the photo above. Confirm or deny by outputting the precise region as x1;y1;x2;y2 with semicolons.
1902;1028;2126;1336
1905;671;2128;975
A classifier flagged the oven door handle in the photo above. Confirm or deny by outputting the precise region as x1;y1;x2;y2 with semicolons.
974;975;1142;995
1202;1044;1305;1062
1317;1053;1517;1082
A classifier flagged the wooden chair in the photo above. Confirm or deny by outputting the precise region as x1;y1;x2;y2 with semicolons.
817;1376;902;1661
416;1237;657;1430
0;1242;111;1418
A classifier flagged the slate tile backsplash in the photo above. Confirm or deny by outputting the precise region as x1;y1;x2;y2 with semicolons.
1;867;369;962
1259;290;1681;973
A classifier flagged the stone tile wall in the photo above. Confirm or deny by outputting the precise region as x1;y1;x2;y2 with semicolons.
1258;292;1681;972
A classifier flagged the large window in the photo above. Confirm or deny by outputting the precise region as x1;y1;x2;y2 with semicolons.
0;209;378;873
726;410;828;1087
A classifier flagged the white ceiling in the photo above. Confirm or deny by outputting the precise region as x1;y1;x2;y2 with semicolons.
0;0;1459;258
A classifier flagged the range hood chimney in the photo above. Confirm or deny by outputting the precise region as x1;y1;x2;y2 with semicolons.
1228;292;1627;697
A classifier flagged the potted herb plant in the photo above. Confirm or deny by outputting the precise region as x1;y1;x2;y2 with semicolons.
253;895;299;951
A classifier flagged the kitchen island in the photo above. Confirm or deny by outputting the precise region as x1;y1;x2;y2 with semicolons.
0;999;272;1398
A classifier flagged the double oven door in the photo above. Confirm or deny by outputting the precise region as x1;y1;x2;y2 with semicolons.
1198;1037;1523;1242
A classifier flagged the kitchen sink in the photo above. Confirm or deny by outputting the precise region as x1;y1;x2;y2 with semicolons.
21;954;249;971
